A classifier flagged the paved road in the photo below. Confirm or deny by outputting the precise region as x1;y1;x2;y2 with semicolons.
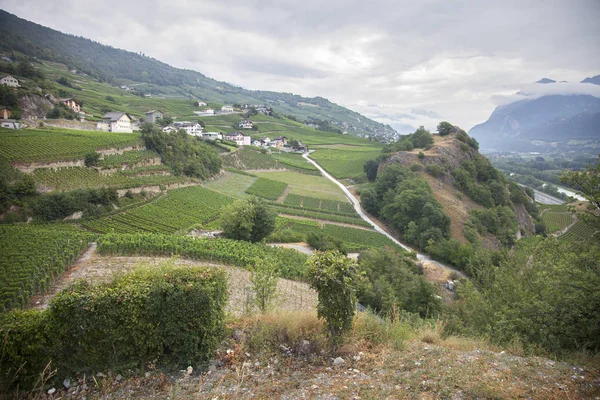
302;153;464;276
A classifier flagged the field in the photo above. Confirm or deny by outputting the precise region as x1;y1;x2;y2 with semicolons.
272;217;399;251
541;212;574;233
245;177;288;200
99;149;160;168
309;146;382;179
203;171;256;199
0;224;93;312
81;186;233;234
254;171;349;202
283;193;355;214
32;167;185;191
558;221;598;243
0;128;142;163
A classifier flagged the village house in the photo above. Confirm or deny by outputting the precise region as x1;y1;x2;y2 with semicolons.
0;74;19;87
200;108;215;116
174;122;203;136
0;120;19;129
61;98;81;113
0;106;13;120
196;101;207;106
201;132;222;141
274;136;288;145
269;138;284;149
224;131;251;146
162;126;178;133
238;119;253;129
251;139;262;147
221;105;234;113
260;137;271;147
255;105;272;115
145;110;164;123
97;112;134;133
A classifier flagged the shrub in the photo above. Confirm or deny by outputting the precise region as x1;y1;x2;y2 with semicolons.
307;251;362;344
425;164;443;178
410;163;423;172
221;197;276;242
418;151;425;159
84;151;100;167
249;257;279;313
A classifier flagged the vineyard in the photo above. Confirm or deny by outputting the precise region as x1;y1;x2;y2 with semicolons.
32;167;186;191
97;233;308;279
245;177;288;200
558;221;598;243
82;186;233;234
310;147;381;179
99;149;161;168
271;152;319;175
0;224;93;312
0;128;142;163
283;193;355;214
268;204;370;227
271;217;399;251
541;212;574;233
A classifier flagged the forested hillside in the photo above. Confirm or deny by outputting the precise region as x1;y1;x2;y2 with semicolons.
0;10;395;137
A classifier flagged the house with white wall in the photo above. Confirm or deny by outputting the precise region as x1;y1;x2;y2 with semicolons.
97;112;134;133
224;131;251;146
0;74;19;87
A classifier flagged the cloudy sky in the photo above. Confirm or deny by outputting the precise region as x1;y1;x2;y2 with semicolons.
2;0;599;131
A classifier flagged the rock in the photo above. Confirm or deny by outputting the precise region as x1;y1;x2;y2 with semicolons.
333;357;345;366
186;366;193;375
63;379;71;389
47;388;56;395
115;374;123;382
96;372;105;378
145;372;151;378
353;355;361;361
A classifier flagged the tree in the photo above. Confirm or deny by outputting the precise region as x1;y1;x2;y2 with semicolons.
249;257;279;313
560;156;600;230
306;251;362;343
84;152;100;167
220;197;276;242
437;121;454;136
363;159;379;182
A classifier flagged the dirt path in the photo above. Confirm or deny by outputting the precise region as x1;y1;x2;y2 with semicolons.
276;185;292;203
29;250;316;315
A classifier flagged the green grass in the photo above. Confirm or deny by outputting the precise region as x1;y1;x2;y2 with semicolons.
0;128;142;163
309;147;382;179
203;171;256;199
81;186;233;234
245;177;288;200
254;171;348;202
222;147;279;170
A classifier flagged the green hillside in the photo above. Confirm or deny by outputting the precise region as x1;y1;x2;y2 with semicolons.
0;9;395;137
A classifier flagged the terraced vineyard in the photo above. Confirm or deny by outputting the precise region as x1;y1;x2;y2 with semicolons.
99;149;160;168
272;152;319;175
269;204;370;227
82;186;232;234
558;221;598;243
0;224;93;312
0;128;142;163
310;146;382;179
272;217;399;251
245;177;288;200
32;167;185;190
542;212;574;233
283;193;354;214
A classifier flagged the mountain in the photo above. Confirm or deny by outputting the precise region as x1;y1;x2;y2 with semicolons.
582;75;600;85
536;78;556;84
0;10;395;138
469;93;600;152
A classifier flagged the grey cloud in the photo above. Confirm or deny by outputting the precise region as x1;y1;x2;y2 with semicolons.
1;0;599;130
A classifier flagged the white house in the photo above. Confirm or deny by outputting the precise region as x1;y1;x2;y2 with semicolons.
252;139;262;147
0;74;19;87
274;136;288;146
97;112;134;133
238;119;253;129
176;122;203;136
145;110;164;123
162;126;178;133
200;108;215;115
61;98;81;113
221;105;234;113
224;131;251;146
201;132;223;141
0;120;19;129
197;101;207;106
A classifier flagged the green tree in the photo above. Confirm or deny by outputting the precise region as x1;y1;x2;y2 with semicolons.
84;152;100;167
437;121;454;136
249;257;279;313
220;197;276;242
363;159;379;182
560;156;600;230
306;251;362;343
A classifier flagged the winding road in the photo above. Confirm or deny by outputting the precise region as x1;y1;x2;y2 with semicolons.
302;153;463;275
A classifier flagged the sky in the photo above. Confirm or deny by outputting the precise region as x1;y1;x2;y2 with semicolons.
1;0;599;132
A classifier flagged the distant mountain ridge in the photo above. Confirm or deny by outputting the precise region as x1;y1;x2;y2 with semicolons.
469;75;600;152
0;10;395;138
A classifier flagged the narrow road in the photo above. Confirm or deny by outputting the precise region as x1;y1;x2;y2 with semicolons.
302;153;464;277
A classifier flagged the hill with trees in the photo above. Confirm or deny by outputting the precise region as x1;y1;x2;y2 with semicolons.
0;10;395;138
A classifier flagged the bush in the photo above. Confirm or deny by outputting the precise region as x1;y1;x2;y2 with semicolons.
425;164;443;178
410;163;423;172
84;151;100;167
249;257;279;313
418;151;425;159
307;251;361;343
306;232;347;254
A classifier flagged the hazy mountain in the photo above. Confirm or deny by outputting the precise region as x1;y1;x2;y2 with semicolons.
469;93;600;152
582;75;600;85
0;10;395;137
536;78;556;84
